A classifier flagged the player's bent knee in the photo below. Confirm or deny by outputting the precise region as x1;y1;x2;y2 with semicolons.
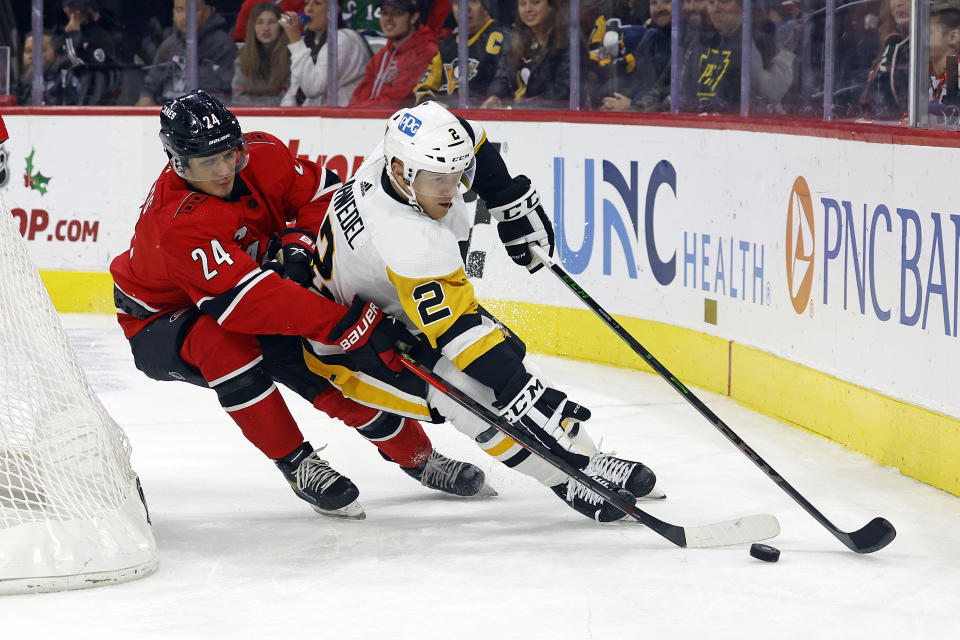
210;361;276;411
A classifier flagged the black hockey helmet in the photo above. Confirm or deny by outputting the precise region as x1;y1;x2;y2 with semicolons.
159;89;249;180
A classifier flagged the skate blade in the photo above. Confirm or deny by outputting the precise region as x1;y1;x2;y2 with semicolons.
638;487;666;500
472;484;499;498
310;500;366;520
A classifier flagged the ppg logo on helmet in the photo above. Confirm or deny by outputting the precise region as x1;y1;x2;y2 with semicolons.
398;114;422;137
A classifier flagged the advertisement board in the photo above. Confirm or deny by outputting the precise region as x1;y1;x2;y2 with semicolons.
1;112;958;423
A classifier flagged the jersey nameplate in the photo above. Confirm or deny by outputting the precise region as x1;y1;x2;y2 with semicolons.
332;179;365;249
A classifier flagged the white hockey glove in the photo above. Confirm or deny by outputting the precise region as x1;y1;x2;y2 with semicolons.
487;176;555;274
494;371;590;465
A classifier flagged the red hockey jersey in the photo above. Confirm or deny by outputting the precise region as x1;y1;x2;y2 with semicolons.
111;131;345;342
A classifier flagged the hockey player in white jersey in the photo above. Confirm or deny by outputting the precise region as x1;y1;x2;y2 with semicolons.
303;101;659;521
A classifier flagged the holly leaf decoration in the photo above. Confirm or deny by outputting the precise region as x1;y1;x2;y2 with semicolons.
32;172;51;195
24;149;51;195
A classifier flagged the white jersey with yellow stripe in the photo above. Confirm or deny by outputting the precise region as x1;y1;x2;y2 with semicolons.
302;131;577;488
313;151;506;372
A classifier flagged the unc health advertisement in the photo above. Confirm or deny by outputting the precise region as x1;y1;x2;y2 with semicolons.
2;112;958;421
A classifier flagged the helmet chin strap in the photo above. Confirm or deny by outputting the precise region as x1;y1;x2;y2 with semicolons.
388;170;426;214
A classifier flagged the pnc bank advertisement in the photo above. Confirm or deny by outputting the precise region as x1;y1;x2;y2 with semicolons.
1;113;958;421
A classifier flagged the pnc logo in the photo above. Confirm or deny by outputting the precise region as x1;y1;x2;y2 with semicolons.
785;176;816;314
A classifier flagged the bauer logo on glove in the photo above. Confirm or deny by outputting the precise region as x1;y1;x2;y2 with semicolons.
337;302;382;350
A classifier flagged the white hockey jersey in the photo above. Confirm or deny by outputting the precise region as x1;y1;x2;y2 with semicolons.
310;138;508;374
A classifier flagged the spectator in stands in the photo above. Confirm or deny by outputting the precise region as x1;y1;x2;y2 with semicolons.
598;0;672;112
93;0;169;65
679;0;713;42
280;0;372;105
623;0;715;112
857;0;911;120
678;0;795;114
929;4;960;111
830;2;886;113
233;0;306;40
482;0;574;109
59;0;116;66
676;0;713;76
16;31;82;106
232;2;292;105
582;13;642;108
54;0;126;104
414;0;508;106
137;0;236;106
348;0;439;107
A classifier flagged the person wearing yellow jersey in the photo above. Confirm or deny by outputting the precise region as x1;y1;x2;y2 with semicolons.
414;0;507;107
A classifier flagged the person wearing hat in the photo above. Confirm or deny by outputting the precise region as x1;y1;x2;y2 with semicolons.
348;0;440;107
414;0;508;106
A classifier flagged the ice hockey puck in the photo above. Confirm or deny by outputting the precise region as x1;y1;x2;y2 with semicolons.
749;543;780;562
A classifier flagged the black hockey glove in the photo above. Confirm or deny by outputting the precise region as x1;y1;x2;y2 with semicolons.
487;176;555;274
279;228;317;286
493;370;591;466
327;297;417;378
262;229;317;287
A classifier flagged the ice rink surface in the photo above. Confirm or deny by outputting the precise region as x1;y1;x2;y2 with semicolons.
4;314;959;639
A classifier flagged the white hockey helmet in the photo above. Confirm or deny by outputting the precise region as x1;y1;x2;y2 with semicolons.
383;101;476;205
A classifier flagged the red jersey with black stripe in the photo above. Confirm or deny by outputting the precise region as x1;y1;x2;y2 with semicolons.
110;131;346;342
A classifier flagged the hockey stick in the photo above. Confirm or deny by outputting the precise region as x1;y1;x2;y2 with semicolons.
398;352;780;549
530;246;897;554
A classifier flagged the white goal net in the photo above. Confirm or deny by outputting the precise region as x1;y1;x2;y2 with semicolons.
0;192;157;594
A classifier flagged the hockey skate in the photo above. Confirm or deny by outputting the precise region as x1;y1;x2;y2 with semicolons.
275;442;365;519
587;453;664;500
402;450;497;497
551;473;634;523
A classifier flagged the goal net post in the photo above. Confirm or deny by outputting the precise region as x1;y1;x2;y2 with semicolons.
0;191;158;594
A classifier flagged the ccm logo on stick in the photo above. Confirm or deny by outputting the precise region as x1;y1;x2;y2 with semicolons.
338;304;381;350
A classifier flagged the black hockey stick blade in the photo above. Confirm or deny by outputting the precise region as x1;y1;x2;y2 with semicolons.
530;246;897;554
398;353;780;549
843;517;897;554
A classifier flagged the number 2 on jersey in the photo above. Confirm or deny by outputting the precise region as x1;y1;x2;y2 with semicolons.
191;239;234;280
413;281;452;325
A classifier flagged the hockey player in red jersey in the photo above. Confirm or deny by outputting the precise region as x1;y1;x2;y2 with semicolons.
297;101;661;522
110;90;488;519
